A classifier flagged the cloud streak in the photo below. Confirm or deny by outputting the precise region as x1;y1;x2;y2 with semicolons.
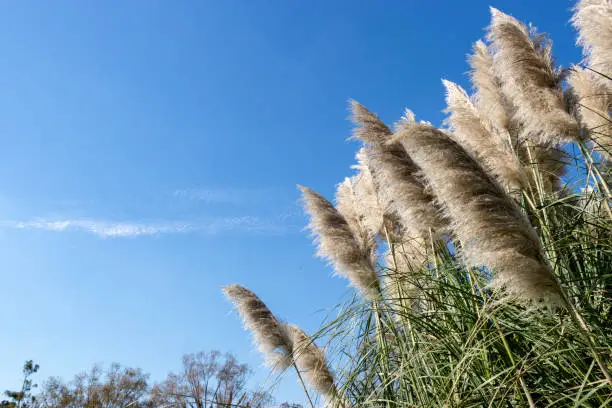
1;216;287;238
173;187;276;205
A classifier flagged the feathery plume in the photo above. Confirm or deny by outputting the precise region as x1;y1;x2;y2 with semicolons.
335;175;380;258
335;178;364;236
468;40;513;133
300;186;380;299
442;79;523;191
392;121;562;302
289;325;344;408
222;284;294;369
487;8;581;145
571;0;612;87
467;39;566;192
568;67;612;162
350;149;385;236
350;99;394;143
349;101;444;235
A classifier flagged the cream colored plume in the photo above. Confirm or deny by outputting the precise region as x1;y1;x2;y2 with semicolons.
289;325;345;408
468;40;513;133
442;79;523;192
572;0;612;88
392;121;562;302
487;7;581;145
467;39;567;192
349;149;385;236
300;185;380;299
222;284;294;369
568;67;612;162
349;101;444;235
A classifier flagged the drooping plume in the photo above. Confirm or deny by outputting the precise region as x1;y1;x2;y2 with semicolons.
568;67;612;162
571;0;612;88
349;101;444;235
487;8;581;145
442;79;523;192
288;325;344;408
300;186;380;299
392;121;562;302
222;285;294;369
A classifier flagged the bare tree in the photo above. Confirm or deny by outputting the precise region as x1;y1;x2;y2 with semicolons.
36;364;149;408
150;351;272;408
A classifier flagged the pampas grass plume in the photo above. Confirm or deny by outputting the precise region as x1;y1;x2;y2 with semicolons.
442;79;523;192
349;101;444;235
392;121;562;302
288;325;344;407
572;0;612;87
468;40;513;132
568;67;612;161
300;185;380;299
222;284;294;369
487;7;581;145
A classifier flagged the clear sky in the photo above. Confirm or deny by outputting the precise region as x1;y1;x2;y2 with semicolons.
0;0;583;405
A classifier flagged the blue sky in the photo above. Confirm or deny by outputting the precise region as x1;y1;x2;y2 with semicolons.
0;0;583;405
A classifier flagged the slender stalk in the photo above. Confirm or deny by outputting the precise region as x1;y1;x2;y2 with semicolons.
467;268;537;408
292;364;316;408
577;142;612;220
560;290;612;386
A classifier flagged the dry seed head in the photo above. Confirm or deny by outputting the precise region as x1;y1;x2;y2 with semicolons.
487;7;581;145
392;121;562;302
222;284;294;369
568;67;612;162
349;99;393;144
300;185;381;299
351;149;385;235
571;0;612;89
442;79;524;192
288;325;343;407
468;40;513;132
349;102;445;235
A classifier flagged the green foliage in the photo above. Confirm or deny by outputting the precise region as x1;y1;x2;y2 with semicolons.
2;360;40;408
307;144;612;407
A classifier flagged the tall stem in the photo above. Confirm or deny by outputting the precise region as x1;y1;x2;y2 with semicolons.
467;269;536;408
560;290;612;386
292;363;316;408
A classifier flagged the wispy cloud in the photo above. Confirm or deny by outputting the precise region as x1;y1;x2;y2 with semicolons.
173;187;276;205
1;216;287;238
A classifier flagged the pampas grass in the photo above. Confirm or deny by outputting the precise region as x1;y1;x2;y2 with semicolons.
468;40;513;133
350;101;444;235
568;67;612;162
344;149;385;237
488;8;581;145
442;79;524;192
224;2;612;406
300;185;380;300
392;121;562;302
222;284;294;370
288;325;344;408
572;0;612;86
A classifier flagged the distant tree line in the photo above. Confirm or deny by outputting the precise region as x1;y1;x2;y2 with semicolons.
2;353;302;408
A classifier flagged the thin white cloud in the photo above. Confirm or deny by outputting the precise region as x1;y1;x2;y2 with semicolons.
173;187;274;204
1;216;287;238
